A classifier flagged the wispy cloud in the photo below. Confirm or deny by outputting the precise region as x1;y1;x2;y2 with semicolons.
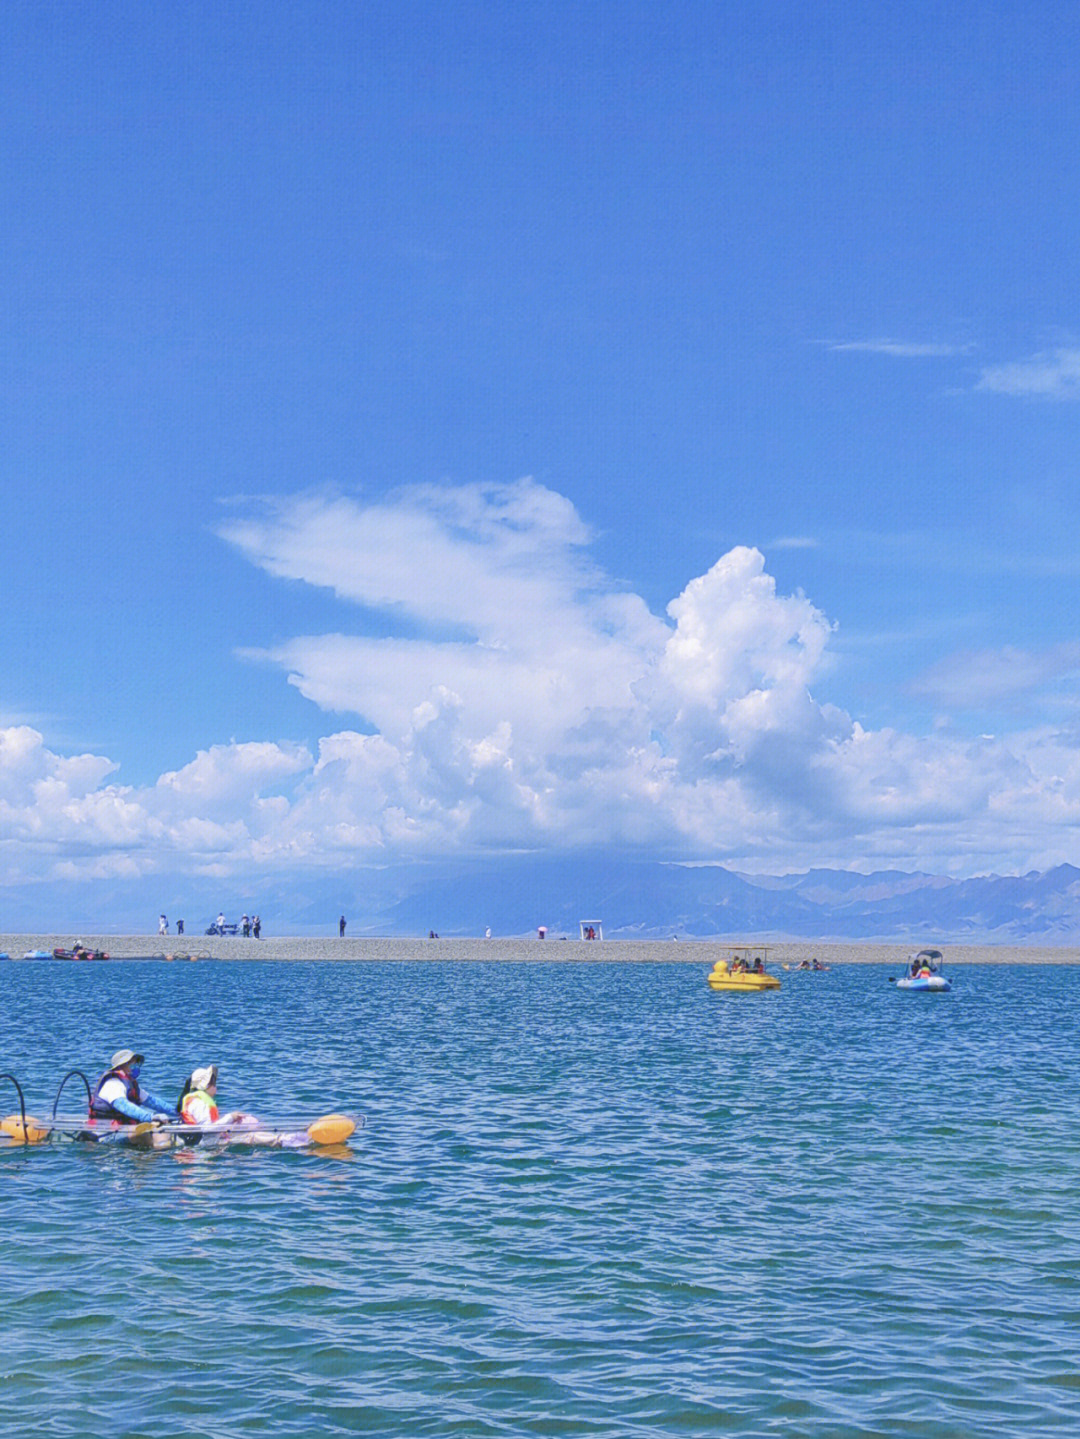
803;525;1080;582
912;643;1080;709
976;347;1080;400
769;536;819;551
823;338;971;358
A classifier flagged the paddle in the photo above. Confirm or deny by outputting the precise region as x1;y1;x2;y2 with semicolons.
121;1122;162;1149
67;1119;160;1146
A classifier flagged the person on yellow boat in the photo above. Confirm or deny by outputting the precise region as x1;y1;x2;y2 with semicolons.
178;1065;251;1127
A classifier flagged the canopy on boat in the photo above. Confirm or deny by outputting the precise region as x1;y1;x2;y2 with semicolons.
726;946;771;967
907;948;944;971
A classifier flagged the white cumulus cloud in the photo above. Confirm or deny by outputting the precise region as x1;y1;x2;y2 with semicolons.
5;479;1080;887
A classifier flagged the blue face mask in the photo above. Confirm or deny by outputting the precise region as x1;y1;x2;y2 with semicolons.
129;1063;141;1079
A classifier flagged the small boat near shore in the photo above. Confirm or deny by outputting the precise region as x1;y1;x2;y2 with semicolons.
52;945;109;962
707;947;781;992
894;948;951;992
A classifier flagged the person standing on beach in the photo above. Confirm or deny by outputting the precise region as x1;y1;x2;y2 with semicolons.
339;915;346;937
253;915;261;938
158;915;168;935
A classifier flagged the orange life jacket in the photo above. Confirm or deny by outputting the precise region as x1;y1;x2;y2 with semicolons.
180;1088;219;1124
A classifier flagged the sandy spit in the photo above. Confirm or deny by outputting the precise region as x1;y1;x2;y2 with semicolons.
1;935;1078;965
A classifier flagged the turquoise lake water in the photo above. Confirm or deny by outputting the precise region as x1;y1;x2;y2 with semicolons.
3;958;1080;1437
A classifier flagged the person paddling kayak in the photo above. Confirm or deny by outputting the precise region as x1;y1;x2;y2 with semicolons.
89;1049;180;1124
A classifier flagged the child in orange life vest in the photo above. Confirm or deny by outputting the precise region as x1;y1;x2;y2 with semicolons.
178;1065;250;1126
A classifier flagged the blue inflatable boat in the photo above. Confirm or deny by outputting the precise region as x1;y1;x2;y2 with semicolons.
895;948;951;991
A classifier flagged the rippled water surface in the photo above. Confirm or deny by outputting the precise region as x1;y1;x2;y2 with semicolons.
4;958;1080;1437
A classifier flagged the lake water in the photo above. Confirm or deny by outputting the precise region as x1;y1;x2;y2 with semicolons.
3;957;1080;1437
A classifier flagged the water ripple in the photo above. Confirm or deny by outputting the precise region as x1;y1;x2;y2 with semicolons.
4;959;1080;1435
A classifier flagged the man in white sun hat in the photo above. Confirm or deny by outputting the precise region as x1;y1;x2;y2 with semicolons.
88;1049;179;1124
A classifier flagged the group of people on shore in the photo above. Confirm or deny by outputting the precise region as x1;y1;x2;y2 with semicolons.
89;1049;248;1129
157;914;264;937
206;913;262;937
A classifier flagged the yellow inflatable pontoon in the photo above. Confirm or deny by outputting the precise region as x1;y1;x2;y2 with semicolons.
707;949;781;992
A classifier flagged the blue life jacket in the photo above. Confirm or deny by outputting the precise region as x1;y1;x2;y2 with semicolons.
89;1068;143;1122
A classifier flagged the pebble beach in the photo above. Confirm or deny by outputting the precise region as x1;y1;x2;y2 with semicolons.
2;933;1078;963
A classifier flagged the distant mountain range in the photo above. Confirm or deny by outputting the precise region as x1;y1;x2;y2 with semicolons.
14;859;1080;943
359;858;1080;944
283;856;1080;944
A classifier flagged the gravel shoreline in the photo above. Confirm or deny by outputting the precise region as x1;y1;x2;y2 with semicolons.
2;934;1078;964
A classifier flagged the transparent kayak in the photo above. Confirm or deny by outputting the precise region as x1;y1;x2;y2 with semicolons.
1;1111;361;1150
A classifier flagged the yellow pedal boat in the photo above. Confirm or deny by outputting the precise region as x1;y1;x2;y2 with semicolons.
707;948;781;991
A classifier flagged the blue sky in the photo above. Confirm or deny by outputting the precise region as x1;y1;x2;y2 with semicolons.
3;1;1080;924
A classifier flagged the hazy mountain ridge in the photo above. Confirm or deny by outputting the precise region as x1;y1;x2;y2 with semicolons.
371;859;1080;943
9;861;1080;942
